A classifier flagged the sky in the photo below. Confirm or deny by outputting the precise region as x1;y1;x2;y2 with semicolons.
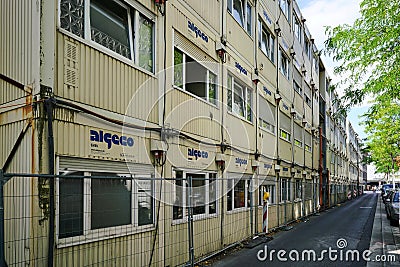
296;0;367;139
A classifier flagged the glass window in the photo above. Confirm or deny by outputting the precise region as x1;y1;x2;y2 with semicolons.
281;178;291;201
173;172;217;220
280;129;291;141
59;171;84;238
294;81;302;95
227;178;251;210
293;15;301;41
304;36;311;59
58;171;154;240
259;184;275;205
227;74;253;122
279;49;290;79
173;48;218;105
294;139;302;147
228;0;252;36
259;19;275;62
60;0;154;72
295;179;302;199
279;0;290;20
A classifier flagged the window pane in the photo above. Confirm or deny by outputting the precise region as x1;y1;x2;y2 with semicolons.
59;172;84;238
209;174;217;214
246;88;252;121
208;72;217;105
173;171;184;220
174;49;184;88
60;0;85;37
246;3;252;35
91;173;131;229
137;179;153;226
190;174;206;215
186;57;207;99
90;0;131;59
234;82;245;117
234;180;245;208
227;75;233;111
233;0;244;27
138;14;153;72
227;180;233;211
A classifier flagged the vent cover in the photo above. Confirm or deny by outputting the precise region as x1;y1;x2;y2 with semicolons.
64;40;79;89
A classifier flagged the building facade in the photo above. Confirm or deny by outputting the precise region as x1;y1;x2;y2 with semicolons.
0;0;363;266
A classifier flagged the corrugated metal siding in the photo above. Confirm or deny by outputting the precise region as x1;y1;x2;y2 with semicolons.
56;34;159;124
181;0;220;32
0;0;38;104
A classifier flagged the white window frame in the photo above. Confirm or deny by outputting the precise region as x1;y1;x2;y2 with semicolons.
305;143;312;152
173;47;218;106
172;171;218;223
279;0;290;20
293;14;301;42
227;177;251;211
59;0;155;73
279;48;290;79
280;178;291;202
259;117;276;134
294;138;303;148
295;179;302;200
227;0;252;36
258;19;275;62
227;74;253;122
259;184;275;205
280;129;291;142
56;170;155;247
293;81;302;95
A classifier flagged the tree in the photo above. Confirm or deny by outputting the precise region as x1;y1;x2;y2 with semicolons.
325;0;400;173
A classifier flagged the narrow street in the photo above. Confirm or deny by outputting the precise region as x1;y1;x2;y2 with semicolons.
212;192;378;266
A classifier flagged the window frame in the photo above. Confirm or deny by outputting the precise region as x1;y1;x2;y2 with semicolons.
173;47;218;106
295;179;302;200
294;138;303;148
279;0;290;21
280;178;291;202
227;177;252;211
293;81;302;95
59;0;155;73
172;171;218;223
227;73;253;122
293;14;302;42
258;18;275;62
279;48;290;79
280;129;291;142
259;184;275;205
56;170;155;247
227;0;253;36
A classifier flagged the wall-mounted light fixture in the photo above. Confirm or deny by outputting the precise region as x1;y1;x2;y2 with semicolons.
215;153;226;171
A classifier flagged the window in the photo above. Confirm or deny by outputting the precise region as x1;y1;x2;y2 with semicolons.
280;129;291;142
60;0;154;72
259;184;275;205
279;0;290;20
313;55;319;72
304;180;312;199
294;139;302;147
227;74;253;122
227;178;251;210
280;178;291;201
305;94;311;106
227;0;252;35
279;49;290;79
293;81;302;95
295;179;302;199
304;36;311;60
58;171;154;240
258;19;275;61
305;144;312;152
293;15;301;41
174;48;218;105
259;97;276;134
173;171;217;220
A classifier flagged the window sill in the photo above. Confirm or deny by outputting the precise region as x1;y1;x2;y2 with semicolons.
279;136;291;143
226;207;250;214
56;224;155;248
227;12;253;40
260;127;276;136
58;28;156;78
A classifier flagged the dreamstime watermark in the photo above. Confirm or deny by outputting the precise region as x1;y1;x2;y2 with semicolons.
257;238;398;263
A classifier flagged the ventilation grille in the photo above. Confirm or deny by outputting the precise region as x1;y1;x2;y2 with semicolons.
64;40;79;89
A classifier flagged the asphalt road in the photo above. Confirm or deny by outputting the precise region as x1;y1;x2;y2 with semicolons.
212;192;378;267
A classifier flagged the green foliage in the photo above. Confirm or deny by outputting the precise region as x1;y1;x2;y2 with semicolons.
325;0;400;174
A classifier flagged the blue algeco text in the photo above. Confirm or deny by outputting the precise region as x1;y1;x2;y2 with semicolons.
90;130;134;149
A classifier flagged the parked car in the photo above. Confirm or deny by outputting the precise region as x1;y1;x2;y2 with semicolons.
384;190;396;216
386;191;400;226
382;184;395;201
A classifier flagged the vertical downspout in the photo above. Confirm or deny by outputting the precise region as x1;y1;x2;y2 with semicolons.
45;98;55;267
220;0;226;248
0;169;6;267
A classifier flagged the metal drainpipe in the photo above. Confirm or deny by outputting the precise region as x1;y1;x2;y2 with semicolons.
45;99;55;267
253;0;259;236
0;169;6;267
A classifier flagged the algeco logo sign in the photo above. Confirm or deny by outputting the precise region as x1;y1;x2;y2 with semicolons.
188;148;209;160
90;130;134;149
188;20;209;43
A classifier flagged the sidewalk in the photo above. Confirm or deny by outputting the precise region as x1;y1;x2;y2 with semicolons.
368;192;400;266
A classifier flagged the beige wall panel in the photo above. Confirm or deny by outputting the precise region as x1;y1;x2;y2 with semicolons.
257;51;277;88
256;205;278;232
225;116;256;151
293;93;303;113
223;211;251;245
226;16;254;65
56;34;159;123
193;218;221;258
166;223;189;266
294;147;304;165
0;0;39;104
278;76;292;102
179;0;221;32
165;89;220;141
278;140;291;162
305;151;312;168
55;232;155;267
260;131;276;159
